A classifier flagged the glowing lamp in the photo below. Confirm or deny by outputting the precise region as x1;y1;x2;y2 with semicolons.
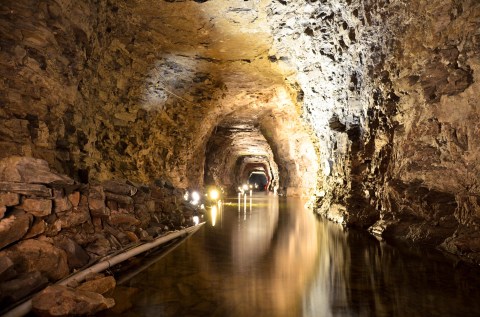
209;189;219;200
191;191;200;201
191;191;200;205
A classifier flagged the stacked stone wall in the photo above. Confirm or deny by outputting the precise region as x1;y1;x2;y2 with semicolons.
0;156;196;309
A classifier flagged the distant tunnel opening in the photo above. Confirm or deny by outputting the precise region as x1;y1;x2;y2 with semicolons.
203;122;279;195
202;88;319;197
248;171;268;191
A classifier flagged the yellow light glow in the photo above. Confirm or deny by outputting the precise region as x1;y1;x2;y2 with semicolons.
209;189;219;200
242;184;249;191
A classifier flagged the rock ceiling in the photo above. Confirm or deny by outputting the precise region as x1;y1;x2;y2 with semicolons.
1;0;480;259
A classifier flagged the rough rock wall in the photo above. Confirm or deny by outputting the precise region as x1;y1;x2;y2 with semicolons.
266;0;480;261
0;0;107;180
378;0;480;261
0;0;220;187
0;0;316;191
267;0;392;223
0;156;196;307
1;0;479;261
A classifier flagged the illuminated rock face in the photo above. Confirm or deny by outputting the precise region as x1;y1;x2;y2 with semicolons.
0;0;480;260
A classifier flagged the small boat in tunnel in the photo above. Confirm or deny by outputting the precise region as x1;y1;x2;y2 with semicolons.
98;194;480;317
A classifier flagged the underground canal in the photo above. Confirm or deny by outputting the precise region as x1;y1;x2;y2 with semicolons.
1;0;480;316
98;194;480;317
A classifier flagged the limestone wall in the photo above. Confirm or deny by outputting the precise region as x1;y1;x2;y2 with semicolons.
264;0;480;262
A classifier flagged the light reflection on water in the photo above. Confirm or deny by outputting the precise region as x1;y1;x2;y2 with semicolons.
102;193;480;317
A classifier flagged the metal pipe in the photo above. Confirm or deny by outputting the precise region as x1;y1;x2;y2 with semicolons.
1;223;204;317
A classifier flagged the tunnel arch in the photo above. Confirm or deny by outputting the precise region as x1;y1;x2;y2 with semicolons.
201;93;320;197
234;156;276;192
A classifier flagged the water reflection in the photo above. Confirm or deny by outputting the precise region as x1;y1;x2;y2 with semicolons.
102;193;480;317
210;205;217;227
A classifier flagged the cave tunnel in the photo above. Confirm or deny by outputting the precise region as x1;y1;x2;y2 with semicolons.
248;171;269;191
1;0;480;316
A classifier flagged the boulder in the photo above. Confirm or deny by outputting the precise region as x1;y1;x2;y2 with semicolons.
0;192;20;207
19;198;52;217
57;205;90;229
0;206;5;219
0;156;73;185
102;180;137;196
105;192;134;205
0;211;32;250
24;219;46;239
92;216;103;232
67;191;80;207
85;235;111;258
106;199;118;211
137;228;153;242
103;224;130;245
53;236;90;270
124;231;140;242
4;239;69;281
76;276;116;295
32;285;115;316
0;271;48;306
0;182;52;197
53;190;72;213
88;186;108;217
0;255;16;282
134;208;152;227
108;214;140;228
44;219;62;237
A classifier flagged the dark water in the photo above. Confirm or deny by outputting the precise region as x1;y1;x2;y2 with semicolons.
101;193;480;317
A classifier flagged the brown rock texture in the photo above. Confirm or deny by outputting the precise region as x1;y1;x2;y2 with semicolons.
76;276;116;295
0;156;199;308
0;256;16;282
53;236;90;270
0;271;48;307
32;285;115;317
19;198;52;217
0;212;32;249
0;0;478;264
2;239;69;281
0;193;19;207
0;157;73;185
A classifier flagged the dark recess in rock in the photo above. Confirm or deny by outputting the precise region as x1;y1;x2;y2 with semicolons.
329;115;346;132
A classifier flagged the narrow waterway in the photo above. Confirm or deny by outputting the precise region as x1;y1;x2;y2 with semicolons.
102;193;480;317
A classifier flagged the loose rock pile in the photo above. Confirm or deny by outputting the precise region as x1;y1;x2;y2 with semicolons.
0;156;198;314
